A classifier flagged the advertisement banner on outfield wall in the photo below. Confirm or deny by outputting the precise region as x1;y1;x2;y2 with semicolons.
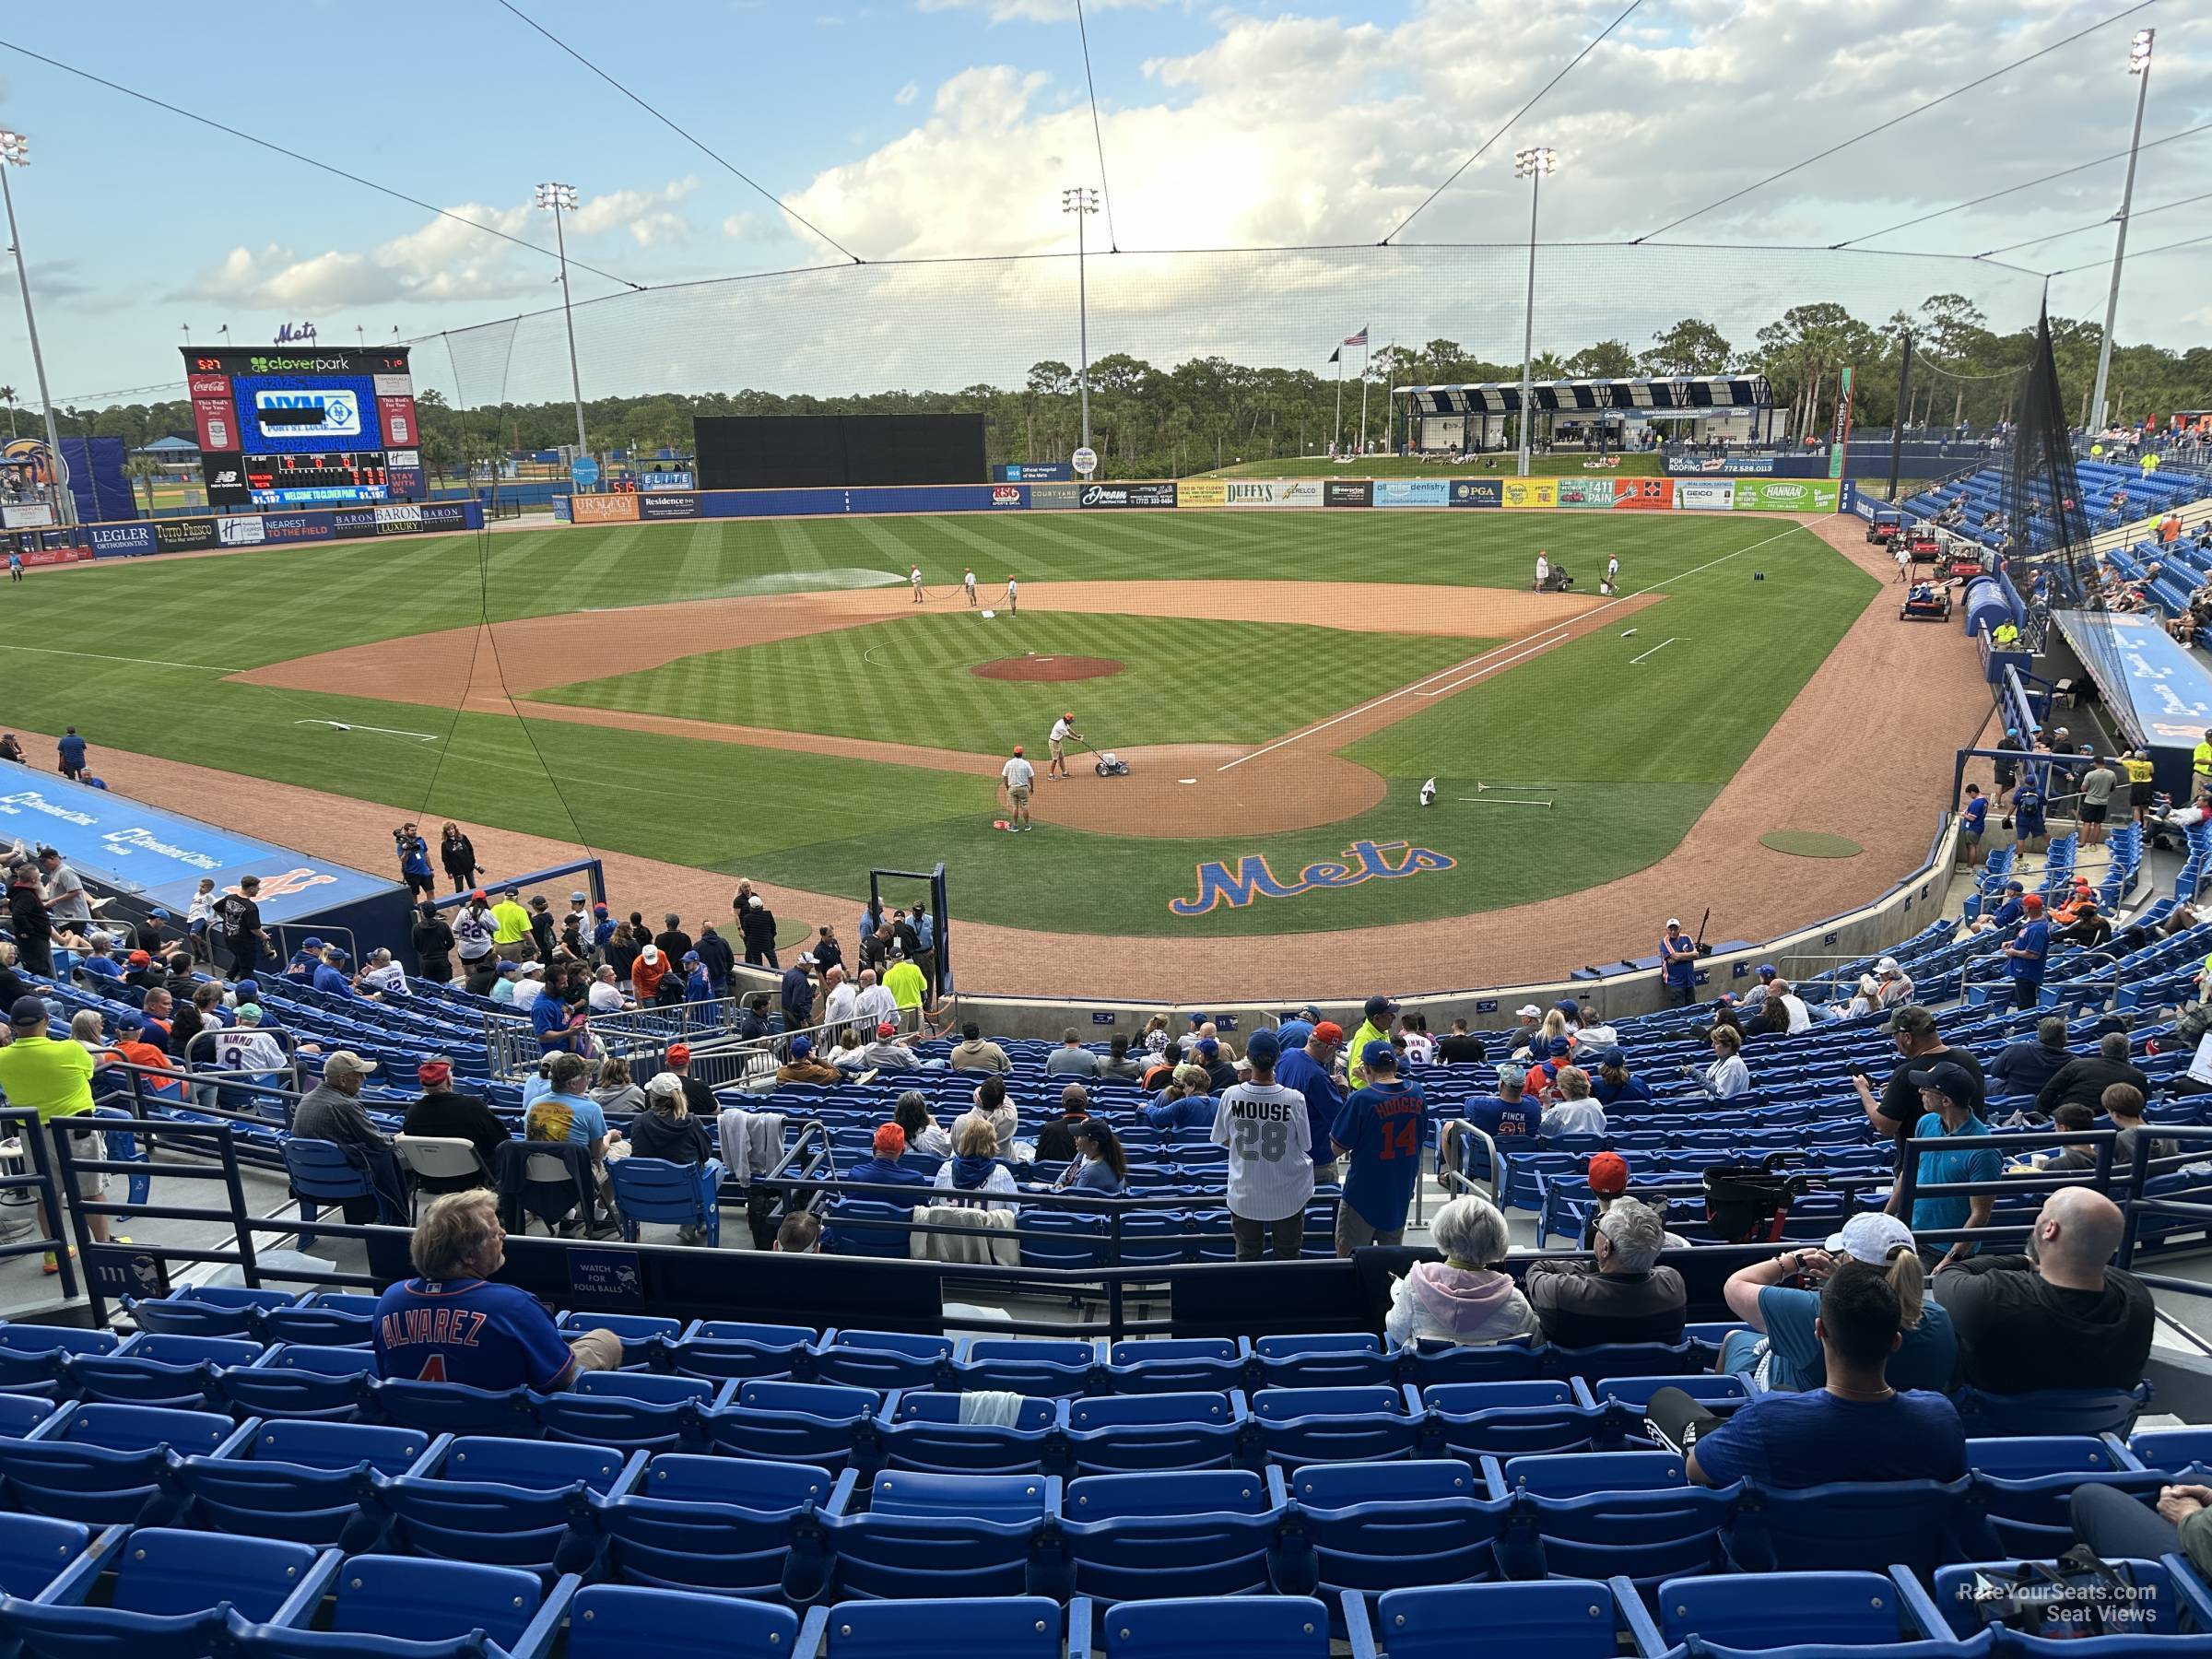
331;510;382;540
1675;481;1735;511
1610;479;1676;510
1179;479;1230;508
1734;479;1840;512
263;512;335;543
1500;479;1558;509
1324;480;1372;507
1372;479;1450;508
218;514;266;547
1553;478;1616;509
571;493;641;524
1080;482;1177;509
1225;480;1323;508
19;544;91;568
152;517;220;553
553;495;573;522
639;493;700;521
1030;483;1080;511
1450;480;1502;508
86;522;158;558
997;463;1072;482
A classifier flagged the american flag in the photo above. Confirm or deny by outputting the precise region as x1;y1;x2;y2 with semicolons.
1344;326;1369;347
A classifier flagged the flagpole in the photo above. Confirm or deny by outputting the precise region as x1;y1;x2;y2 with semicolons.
1384;338;1396;454
1333;351;1343;455
1359;340;1371;456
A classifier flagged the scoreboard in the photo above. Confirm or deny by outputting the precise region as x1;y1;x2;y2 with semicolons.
181;346;422;510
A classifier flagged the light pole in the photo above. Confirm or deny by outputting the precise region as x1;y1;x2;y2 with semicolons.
535;182;590;465
0;130;72;524
2088;29;2153;439
1513;147;1556;479
1061;186;1098;453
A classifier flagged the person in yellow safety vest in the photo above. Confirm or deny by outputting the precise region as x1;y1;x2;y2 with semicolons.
2124;751;2157;824
1346;994;1396;1090
2194;731;2212;804
1992;621;2019;648
490;886;534;962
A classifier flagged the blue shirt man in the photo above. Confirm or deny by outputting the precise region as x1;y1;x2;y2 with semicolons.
1331;1042;1428;1249
2008;904;2050;988
1275;1023;1346;1171
1985;887;2026;930
531;990;581;1053
397;833;432;880
684;956;712;1005
1141;1092;1216;1132
1960;792;1989;839
311;957;354;998
2013;782;2046;840
374;1277;581;1390
1690;1383;1965;1488
1907;1062;2001;1265
843;1124;932;1211
781;962;815;1029
56;732;85;775
1660;921;1697;1006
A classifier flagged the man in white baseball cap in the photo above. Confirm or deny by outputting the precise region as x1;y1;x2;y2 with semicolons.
1712;1211;1956;1393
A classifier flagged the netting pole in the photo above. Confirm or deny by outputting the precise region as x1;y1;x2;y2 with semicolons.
1888;333;1913;501
2090;29;2155;436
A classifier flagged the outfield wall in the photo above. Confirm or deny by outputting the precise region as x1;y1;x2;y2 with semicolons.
5;500;488;567
548;476;1848;524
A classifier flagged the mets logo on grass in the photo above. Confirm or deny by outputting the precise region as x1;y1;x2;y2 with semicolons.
1170;839;1456;917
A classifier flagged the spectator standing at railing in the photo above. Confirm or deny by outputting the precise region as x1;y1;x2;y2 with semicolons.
452;892;497;994
489;888;532;963
1213;1029;1313;1263
883;952;928;1030
780;959;817;1031
1900;1062;1999;1270
821;967;857;1038
630;945;669;1006
1331;1041;1426;1253
1277;1022;1346;1184
0;995;119;1273
695;924;734;996
527;897;558;965
851;969;895;1035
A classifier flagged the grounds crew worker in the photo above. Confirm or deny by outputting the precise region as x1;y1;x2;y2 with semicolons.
2195;731;2212;802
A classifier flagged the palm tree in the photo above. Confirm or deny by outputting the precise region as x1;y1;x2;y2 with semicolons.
0;387;16;439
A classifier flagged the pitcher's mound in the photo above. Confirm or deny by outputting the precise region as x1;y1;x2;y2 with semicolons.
971;655;1124;683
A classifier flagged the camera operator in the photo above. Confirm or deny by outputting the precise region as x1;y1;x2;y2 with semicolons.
393;822;436;901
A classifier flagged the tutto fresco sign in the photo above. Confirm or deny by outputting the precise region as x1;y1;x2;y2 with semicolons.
1169;839;1456;917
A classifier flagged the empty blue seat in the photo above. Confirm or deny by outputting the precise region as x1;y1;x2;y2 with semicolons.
1091;1596;1330;1659
812;1332;952;1393
1630;1570;1919;1653
1397;1342;1547;1388
124;1288;293;1341
798;1472;1057;1603
533;1371;725;1455
0;1514;112;1605
1064;1392;1244;1476
255;1300;374;1350
1292;1461;1506;1603
1954;1385;2150;1440
0;1527;338;1659
246;1553;571;1659
0;1328;119;1390
609;1157;723;1247
0;1405;249;1525
174;1420;438;1549
1060;1469;1289;1605
1344;1579;1623;1659
665;1324;812;1386
383;1436;641;1577
1424;1381;1608;1462
1252;1387;1422;1466
953;1340;1097;1399
700;1381;878;1473
596;1454;851;1599
1490;1451;1686;1499
809;1596;1063;1659
569;1583;799;1659
1724;1477;1978;1577
1252;1334;1394;1390
213;1347;378;1423
64;1335;264;1412
363;1376;537;1438
876;1391;1058;1477
2132;1428;2212;1470
1104;1339;1247;1395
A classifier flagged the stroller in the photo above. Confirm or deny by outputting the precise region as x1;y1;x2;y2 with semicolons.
1700;1153;1824;1244
1093;750;1130;777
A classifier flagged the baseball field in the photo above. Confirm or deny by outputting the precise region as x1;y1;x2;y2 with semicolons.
1;504;1989;996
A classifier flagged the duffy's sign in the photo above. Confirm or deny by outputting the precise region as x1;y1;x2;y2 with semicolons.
1170;839;1455;917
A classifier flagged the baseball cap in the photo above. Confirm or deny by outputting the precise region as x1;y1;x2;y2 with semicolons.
418;1060;453;1085
1496;1064;1526;1088
646;1071;683;1100
2023;894;2045;913
1825;1211;1916;1263
682;951;700;964
520;962;542;977
7;995;46;1028
791;1035;814;1056
1363;994;1398;1021
503;886;519;897
234;979;260;1000
1244;1029;1281;1066
1756;964;1777;979
667;1043;691;1065
640;945;662;964
1876;957;1901;975
301;937;324;951
497;961;520;976
594;903;608;914
1587;1152;1630;1196
1515;1004;1542;1018
2004;880;2025;894
1554;999;1580;1017
236;1004;263;1024
1361;1039;1396;1069
1665;917;1682;928
1012;745;1024;756
1196;1037;1219;1056
324;1051;377;1078
877;1021;898;1039
1063;710;1074;721
1907;1060;1977;1109
570;891;588;903
873;1124;908;1157
147;908;168;921
1884;1005;1937;1037
1277;1020;1314;1050
1294;1005;1322;1023
1312;1020;1345;1045
1599;1047;1627;1068
126;950;151;967
115;1012;145;1031
1186;1013;1208;1026
1547;1036;1571;1057
471;888;488;902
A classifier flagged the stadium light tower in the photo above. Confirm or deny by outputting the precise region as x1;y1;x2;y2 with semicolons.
1062;186;1099;452
1513;146;1556;479
0;130;73;525
535;181;590;465
2088;29;2154;438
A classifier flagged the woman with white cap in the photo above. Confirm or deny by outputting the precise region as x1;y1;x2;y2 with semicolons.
1714;1212;1956;1392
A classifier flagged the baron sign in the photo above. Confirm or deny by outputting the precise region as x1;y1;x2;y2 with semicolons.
1169;839;1456;917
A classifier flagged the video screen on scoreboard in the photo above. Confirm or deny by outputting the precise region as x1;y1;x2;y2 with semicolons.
183;347;421;511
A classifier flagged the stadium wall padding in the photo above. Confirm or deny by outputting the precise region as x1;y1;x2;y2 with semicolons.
59;499;486;560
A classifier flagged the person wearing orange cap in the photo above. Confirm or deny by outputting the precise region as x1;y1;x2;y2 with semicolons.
1048;711;1083;780
999;744;1036;830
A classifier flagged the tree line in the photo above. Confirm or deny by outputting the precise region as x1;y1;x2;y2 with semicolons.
41;294;2212;485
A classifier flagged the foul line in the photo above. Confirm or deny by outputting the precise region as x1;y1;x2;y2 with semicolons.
1630;635;1679;665
1216;517;1819;773
0;641;246;674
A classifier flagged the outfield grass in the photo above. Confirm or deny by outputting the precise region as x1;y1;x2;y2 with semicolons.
535;614;1490;753
0;509;1869;935
1197;453;1664;479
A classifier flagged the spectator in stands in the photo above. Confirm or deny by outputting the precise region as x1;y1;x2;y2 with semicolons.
1138;1014;1170;1054
826;1027;866;1068
1214;1028;1313;1262
1435;1018;1488;1065
2056;900;2114;951
1824;973;1883;1023
775;1035;842;1086
2025;1086;2176;1176
1468;1065;1536;1140
0;995;117;1271
1382;1194;1539;1348
818;966;857;1038
1658;919;1700;1008
1099;1033;1143;1080
1035;1086;1088;1162
1963;879;2027;937
961;1074;1019;1157
1187;1036;1232;1092
1689;1024;1752;1100
846;1122;931;1205
402;1059;509;1193
735;992;771;1042
5;865;52;980
696;924;735;994
588;1056;645;1124
1057;1119;1129;1196
1580;1048;1645;1110
1524;1199;1685;1347
1540;1065;1608;1136
1739;964;1780;1015
629;945;668;1006
2034;1030;2149;1115
585;966;626;1015
0;943;29;1014
883;952;928;1027
1994;733;2024;806
1718;1213;1957;1393
1141;1065;1217;1132
1347;995;1396;1088
773;1211;822;1253
1277;1021;1346;1184
2078;755;2122;847
894;1091;951;1159
849;1019;915;1072
1936;1186;2153;1393
437;825;478;894
935;1116;1017;1210
1331;1041;1427;1253
627;1075;714;1230
851;968;894;1035
292;1050;400;1222
490;888;532;963
1046;1028;1100;1078
374;1191;621;1387
450;892;496;994
1857;1006;1985;1164
1139;1041;1183;1092
652;912;693;967
510;962;547;1014
652;1044;714;1122
411;902;454;985
1992;1017;2075;1100
737;893;778;969
1901;1061;1999;1267
1670;1260;1965;1488
1503;1005;1545;1059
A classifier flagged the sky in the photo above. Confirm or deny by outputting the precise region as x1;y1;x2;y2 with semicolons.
0;0;2206;410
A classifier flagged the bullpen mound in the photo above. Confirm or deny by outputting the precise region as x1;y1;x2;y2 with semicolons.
971;655;1125;683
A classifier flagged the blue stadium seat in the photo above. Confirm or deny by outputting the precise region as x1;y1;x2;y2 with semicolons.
609;1158;723;1247
569;1584;800;1659
699;1381;878;1473
1103;1339;1247;1395
0;1514;114;1606
362;1376;538;1438
212;1346;379;1423
1058;1469;1293;1604
595;1454;853;1598
1723;1477;1980;1576
0;1327;119;1391
1626;1570;1921;1653
795;1472;1058;1604
1063;1392;1245;1477
952;1340;1098;1399
173;1419;438;1550
1915;1557;2212;1641
1397;1342;1547;1388
62;1335;263;1412
382;1436;642;1577
243;1553;573;1659
1422;1381;1608;1462
123;1288;293;1341
0;1528;339;1659
875;1390;1059;1477
1968;1439;2164;1559
1953;1385;2151;1440
1290;1460;1507;1604
0;1405;250;1525
1251;1386;1424;1466
255;1299;375;1350
1344;1580;1623;1659
2131;1428;2212;1469
808;1596;1064;1659
663;1323;813;1386
1252;1334;1395;1390
532;1371;729;1455
811;1332;953;1393
1484;1453;1731;1589
1089;1596;1331;1659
